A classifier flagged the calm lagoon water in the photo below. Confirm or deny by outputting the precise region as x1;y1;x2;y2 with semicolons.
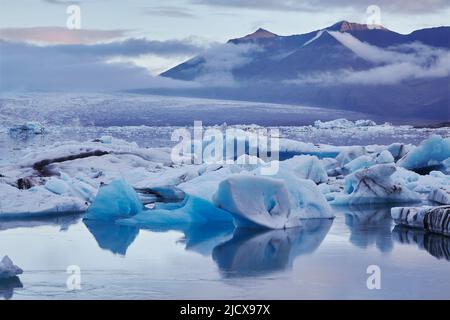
1;207;450;300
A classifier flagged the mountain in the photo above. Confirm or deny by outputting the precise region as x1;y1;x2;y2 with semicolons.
159;21;450;122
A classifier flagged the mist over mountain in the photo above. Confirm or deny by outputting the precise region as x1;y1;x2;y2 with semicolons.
157;21;450;122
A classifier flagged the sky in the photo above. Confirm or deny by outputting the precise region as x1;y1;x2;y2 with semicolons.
1;0;449;90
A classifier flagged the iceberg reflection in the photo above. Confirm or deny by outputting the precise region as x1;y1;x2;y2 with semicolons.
212;219;332;277
343;206;394;253
392;225;450;262
0;277;22;300
84;220;140;256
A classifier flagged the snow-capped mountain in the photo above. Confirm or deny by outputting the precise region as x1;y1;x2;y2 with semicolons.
159;21;450;121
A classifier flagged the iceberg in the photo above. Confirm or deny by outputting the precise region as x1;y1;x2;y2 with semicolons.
0;183;89;218
391;205;450;236
0;256;23;279
281;155;328;184
387;143;413;162
120;195;232;226
335;146;367;167
213;175;291;229
8;121;45;135
213;174;333;229
84;179;143;221
397;135;450;173
332;164;421;205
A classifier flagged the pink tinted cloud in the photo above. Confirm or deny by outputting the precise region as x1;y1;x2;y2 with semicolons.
0;27;129;44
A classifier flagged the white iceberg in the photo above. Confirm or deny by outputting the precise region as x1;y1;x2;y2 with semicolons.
397;135;450;172
213;175;291;229
0;256;23;279
280;155;328;184
213;174;333;229
332;164;421;205
0;183;89;218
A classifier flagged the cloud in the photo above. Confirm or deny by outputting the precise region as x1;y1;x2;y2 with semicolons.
193;0;450;13
193;42;262;86
0;40;202;91
0;27;129;44
42;0;80;4
143;6;196;18
285;39;450;86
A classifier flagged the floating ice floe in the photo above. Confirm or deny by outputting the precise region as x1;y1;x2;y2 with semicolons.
397;135;450;173
391;205;450;236
0;256;23;279
332;164;420;205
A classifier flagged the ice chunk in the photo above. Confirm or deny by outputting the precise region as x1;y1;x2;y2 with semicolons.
213;174;333;229
8;121;45;135
120;194;232;226
213;175;291;229
344;155;374;173
333;164;421;205
0;256;23;279
281;155;328;184
335;146;366;167
387;143;413;162
44;172;97;202
375;150;394;164
428;187;450;205
391;205;450;236
397;135;450;172
0;183;89;217
84;179;142;221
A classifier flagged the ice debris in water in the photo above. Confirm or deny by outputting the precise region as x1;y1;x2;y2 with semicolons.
397;135;450;172
0;256;23;279
84;179;143;221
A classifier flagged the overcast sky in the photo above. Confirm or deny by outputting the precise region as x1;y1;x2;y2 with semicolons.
1;0;449;90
